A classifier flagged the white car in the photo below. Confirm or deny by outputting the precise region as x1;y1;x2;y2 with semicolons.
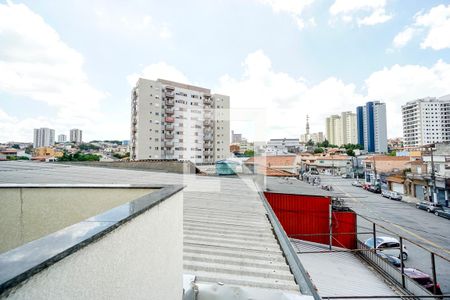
364;236;408;260
352;180;362;187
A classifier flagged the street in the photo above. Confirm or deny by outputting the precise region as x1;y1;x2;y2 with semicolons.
320;175;450;295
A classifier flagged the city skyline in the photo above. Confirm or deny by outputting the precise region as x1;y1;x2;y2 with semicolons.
1;1;450;142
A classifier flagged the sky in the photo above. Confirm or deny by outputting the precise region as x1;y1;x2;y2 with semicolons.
1;0;450;142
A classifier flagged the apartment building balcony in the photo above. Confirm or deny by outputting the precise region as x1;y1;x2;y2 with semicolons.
165;124;174;131
165;133;174;139
132;118;137;125
165;141;174;148
165;91;175;98
204;113;213;119
165;149;175;156
203;120;213;127
165;108;174;115
165;117;175;123
165;85;175;91
203;128;213;135
204;134;213;141
165;99;175;106
204;142;213;149
203;97;213;105
203;150;213;156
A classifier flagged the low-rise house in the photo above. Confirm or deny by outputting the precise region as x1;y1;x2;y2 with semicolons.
363;156;411;185
422;143;450;205
305;155;353;175
245;155;300;175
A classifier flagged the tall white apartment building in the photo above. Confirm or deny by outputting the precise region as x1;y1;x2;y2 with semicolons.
57;134;67;143
326;115;342;146
402;95;450;148
341;111;357;145
70;129;83;144
130;78;230;163
33;128;55;148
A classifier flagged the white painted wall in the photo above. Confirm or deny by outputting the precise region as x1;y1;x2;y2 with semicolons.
6;192;183;300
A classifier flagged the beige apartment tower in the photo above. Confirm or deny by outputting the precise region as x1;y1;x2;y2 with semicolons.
130;78;230;163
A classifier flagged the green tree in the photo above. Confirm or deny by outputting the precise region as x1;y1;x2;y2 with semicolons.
11;144;20;149
244;150;255;157
314;147;324;154
389;151;397;156
346;149;355;157
306;139;315;146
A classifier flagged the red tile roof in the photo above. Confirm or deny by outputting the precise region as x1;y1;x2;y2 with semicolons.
246;155;297;167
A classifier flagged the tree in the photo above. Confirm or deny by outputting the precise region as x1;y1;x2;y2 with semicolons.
244;150;255;157
11;144;20;149
318;139;329;148
314;147;324;154
346;149;355;157
389;151;397;156
306;139;315;146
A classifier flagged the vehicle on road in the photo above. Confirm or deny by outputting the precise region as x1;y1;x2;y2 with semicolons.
381;190;402;201
368;185;381;193
415;201;443;213
341;174;351;179
364;236;408;260
377;252;401;267
434;207;450;219
352;180;362;187
403;268;443;295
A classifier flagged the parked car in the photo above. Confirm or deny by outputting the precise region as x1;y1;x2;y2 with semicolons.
403;268;443;295
362;183;371;190
368;185;381;193
416;201;443;213
364;236;408;260
434;207;450;219
381;190;402;201
352;180;362;187
341;174;351;179
377;252;401;267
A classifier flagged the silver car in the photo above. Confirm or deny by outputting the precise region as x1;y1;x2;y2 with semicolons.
381;190;402;200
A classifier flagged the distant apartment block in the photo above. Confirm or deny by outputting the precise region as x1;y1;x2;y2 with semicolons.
325;112;356;146
70;129;83;144
356;101;387;153
33;128;55;148
231;130;242;143
57;134;67;143
402;95;450;148
130;78;230;163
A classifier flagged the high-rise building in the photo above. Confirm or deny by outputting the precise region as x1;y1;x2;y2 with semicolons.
341;111;357;145
402;96;450;148
310;132;324;143
231;130;242;143
356;101;387;153
57;134;67;143
325;115;342;146
33;128;55;148
70;129;83;144
130;78;230;163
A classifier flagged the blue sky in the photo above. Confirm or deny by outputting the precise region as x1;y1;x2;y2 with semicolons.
1;0;450;142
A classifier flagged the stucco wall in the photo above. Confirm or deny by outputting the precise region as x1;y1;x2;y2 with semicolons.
5;192;183;300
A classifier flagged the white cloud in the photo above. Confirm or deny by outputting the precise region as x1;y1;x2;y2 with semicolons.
416;4;450;50
392;4;450;50
365;60;450;136
216;50;363;139
216;51;450;139
0;2;107;141
127;62;189;87
256;0;316;30
94;5;173;39
392;27;416;48
330;0;392;26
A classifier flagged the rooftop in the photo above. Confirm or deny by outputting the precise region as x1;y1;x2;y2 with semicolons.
0;161;316;298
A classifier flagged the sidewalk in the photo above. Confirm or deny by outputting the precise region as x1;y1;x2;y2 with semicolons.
401;194;421;205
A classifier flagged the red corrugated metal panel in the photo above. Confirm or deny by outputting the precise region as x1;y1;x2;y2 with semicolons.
264;192;356;249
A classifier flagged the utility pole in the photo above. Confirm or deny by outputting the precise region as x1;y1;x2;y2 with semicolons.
428;144;437;203
372;155;378;186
